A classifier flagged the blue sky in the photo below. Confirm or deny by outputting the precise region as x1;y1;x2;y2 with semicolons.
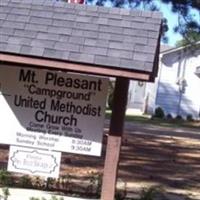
159;2;182;46
160;3;200;46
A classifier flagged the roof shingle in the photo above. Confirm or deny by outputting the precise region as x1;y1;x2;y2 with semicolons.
0;0;162;74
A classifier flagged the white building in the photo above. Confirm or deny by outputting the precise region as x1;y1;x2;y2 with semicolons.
127;43;200;119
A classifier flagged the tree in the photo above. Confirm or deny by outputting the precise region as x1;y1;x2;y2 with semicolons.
165;1;200;41
176;30;200;47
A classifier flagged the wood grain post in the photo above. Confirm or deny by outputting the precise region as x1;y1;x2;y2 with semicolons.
101;77;129;200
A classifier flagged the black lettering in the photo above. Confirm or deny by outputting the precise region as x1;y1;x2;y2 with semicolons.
98;79;102;91
19;69;37;83
35;110;44;122
81;80;88;89
14;95;46;109
50;99;60;111
35;110;77;126
57;76;65;87
73;79;80;89
45;72;55;85
44;72;103;92
65;77;73;87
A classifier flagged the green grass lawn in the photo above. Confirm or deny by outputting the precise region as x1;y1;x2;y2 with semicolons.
105;110;200;129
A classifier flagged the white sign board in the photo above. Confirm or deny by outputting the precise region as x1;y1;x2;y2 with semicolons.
8;146;61;178
0;65;108;156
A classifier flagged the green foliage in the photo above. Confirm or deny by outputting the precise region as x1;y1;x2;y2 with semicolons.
45;177;55;190
115;190;126;200
186;114;193;121
1;187;10;200
18;175;33;188
0;170;13;186
29;196;64;200
175;115;183;120
176;31;200;47
166;113;173;120
139;186;161;200
154;107;165;119
29;198;40;200
51;196;64;200
33;176;43;189
87;171;102;196
60;174;72;192
96;173;102;195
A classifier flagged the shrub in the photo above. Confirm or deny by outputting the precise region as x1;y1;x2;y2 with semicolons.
51;196;64;200
0;170;13;186
86;171;102;196
33;176;44;189
45;177;55;190
115;190;126;200
29;198;40;200
96;173;102;196
166;113;173;120
139;186;163;200
18;175;32;188
154;107;165;119
1;187;10;200
29;196;64;200
186;114;193;121
175;115;183;120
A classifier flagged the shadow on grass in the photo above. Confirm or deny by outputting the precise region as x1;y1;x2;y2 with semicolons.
106;111;200;129
62;122;200;199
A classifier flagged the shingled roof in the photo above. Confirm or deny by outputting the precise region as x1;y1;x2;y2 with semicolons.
0;0;162;81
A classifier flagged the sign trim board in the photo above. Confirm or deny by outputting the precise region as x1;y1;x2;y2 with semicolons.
0;65;108;156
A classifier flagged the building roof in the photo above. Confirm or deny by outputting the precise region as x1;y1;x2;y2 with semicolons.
160;44;173;53
161;41;200;55
0;0;162;81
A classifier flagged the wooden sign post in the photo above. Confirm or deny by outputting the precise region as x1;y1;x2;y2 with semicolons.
101;77;129;200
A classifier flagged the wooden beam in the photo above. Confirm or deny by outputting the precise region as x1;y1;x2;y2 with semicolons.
0;53;150;81
101;77;129;200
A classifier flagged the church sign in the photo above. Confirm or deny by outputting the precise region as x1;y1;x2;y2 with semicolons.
0;65;108;156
